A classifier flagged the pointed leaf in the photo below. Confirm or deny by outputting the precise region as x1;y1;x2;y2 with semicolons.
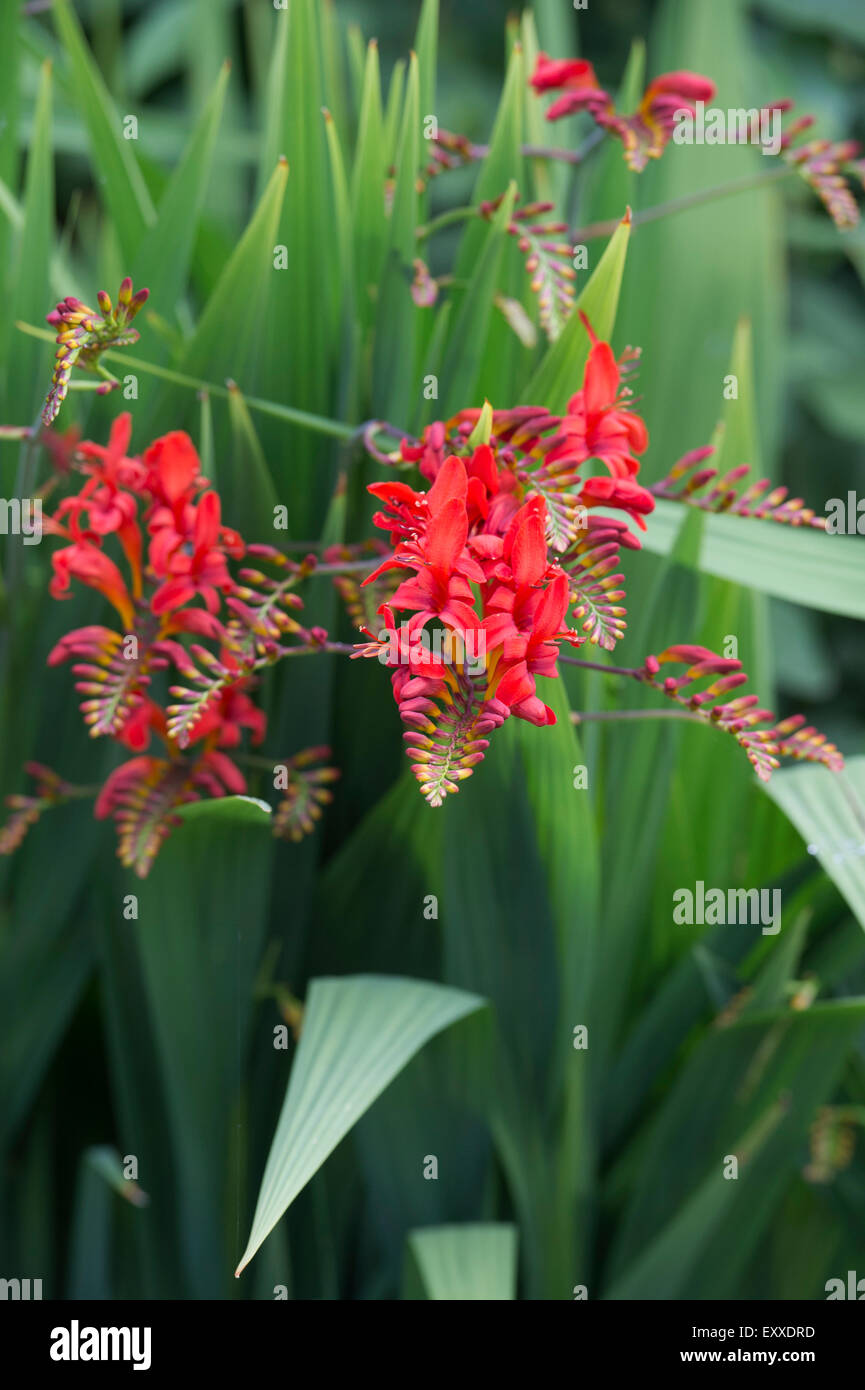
236;975;486;1275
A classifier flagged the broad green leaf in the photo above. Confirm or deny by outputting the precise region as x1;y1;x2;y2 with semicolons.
442;675;598;1297
235;975;486;1275
135;796;274;1297
407;1223;517;1300
52;0;156;262
596;524;703;1065
642;502;865;619
766;758;865;931
522;210;631;409
0;895;92;1151
649;318;774;929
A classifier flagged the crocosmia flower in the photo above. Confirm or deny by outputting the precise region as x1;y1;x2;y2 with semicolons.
530;53;716;171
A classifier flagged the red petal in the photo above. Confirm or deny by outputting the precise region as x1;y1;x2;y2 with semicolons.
584;341;620;416
425;497;468;573
511;510;547;587
427;454;467;514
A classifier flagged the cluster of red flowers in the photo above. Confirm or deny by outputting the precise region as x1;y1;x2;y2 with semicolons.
354;316;658;803
355;312;844;803
42;415;265;868
530;54;864;228
9;412;333;875
1;270;848;856
530;54;716;171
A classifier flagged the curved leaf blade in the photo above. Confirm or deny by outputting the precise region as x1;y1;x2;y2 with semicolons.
236;975;486;1275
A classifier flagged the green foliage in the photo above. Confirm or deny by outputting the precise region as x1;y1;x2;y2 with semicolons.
0;0;863;1304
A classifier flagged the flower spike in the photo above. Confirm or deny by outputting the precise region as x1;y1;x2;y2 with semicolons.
42;277;150;426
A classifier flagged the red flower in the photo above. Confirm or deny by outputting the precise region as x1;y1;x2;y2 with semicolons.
50;542;135;629
56;413;146;593
185;681;267;750
362;448;580;790
150;488;243;615
143;430;204;512
530;53;715;171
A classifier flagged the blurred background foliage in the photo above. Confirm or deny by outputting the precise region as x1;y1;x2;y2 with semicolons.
0;0;864;1301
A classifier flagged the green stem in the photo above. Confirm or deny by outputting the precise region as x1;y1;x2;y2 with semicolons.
417;205;477;242
310;559;376;577
14;321;357;442
66;379;109;393
559;655;639;679
572;165;795;242
281;640;357;658
521;129;605;165
571;708;703;725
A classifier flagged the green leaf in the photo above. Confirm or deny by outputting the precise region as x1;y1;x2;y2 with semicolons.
0;0;19;272
235;975;486;1276
134;796;274;1297
441;675;598;1296
131;59;229;321
142;156;288;432
439;182;518;415
0;899;93;1151
407;1223;517;1300
607;999;865;1297
616;0;785;475
372;53;420;420
453;40;523;279
766;758;865;931
414;0;438;143
350;40;386;336
220;381;280;539
711;315;762;474
7;60;54;422
754;0;865;45
579;39;644;225
522;210;631;410
642;502;865;619
52;0;155;263
252;0;341;536
605;1096;789;1300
